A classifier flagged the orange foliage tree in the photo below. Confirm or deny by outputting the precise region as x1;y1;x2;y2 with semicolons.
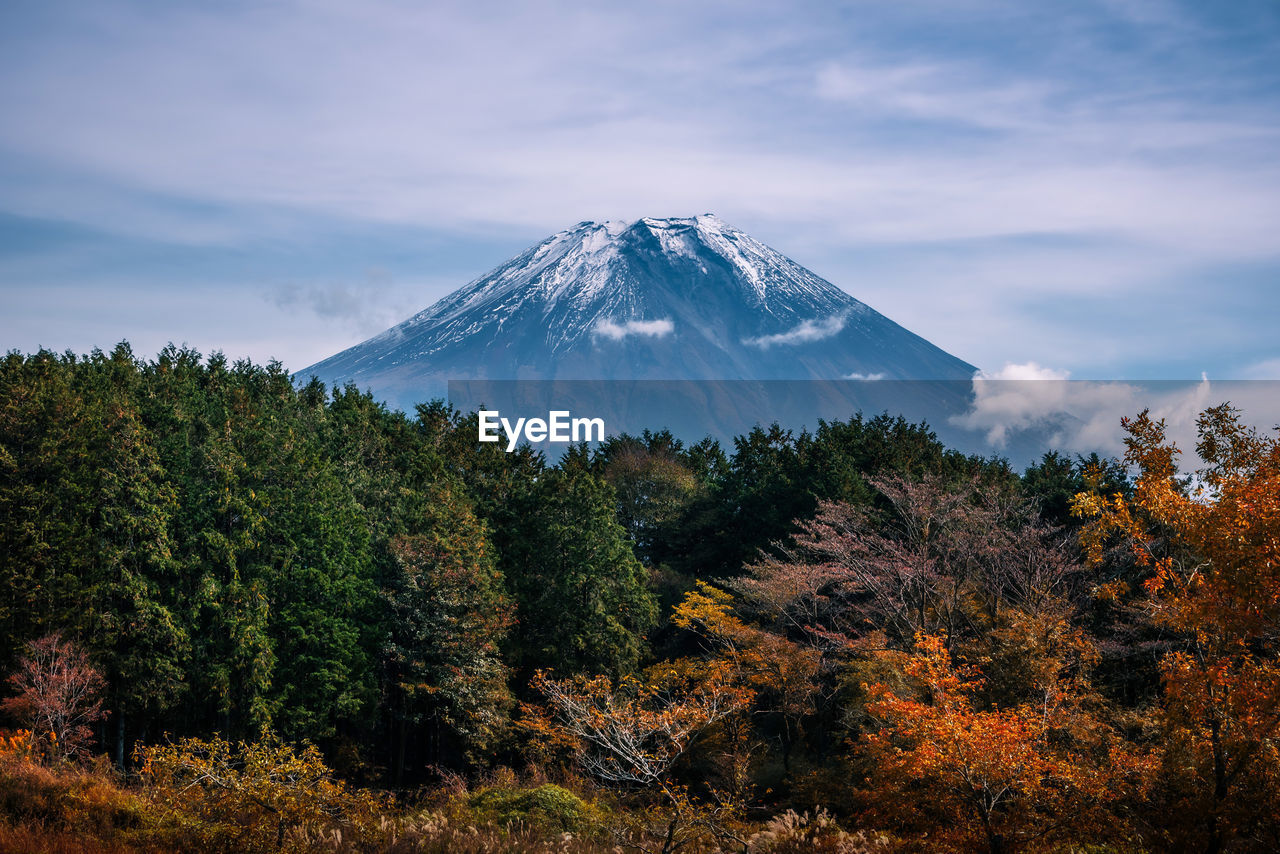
1075;405;1280;852
866;633;1146;854
671;581;821;775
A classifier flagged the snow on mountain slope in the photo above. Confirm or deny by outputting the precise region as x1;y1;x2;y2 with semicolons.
301;214;976;409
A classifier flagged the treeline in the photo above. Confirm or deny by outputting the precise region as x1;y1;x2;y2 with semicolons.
3;343;1278;852
0;344;1031;766
0;344;650;773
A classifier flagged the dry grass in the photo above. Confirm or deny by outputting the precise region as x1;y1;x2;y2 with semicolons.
0;746;899;854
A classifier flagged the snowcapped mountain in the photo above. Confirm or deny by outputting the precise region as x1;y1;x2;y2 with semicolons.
301;214;976;409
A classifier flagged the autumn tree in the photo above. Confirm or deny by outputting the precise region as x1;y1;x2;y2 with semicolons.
866;633;1145;854
731;472;1112;823
738;475;1078;662
672;582;821;774
384;486;513;775
1;633;106;762
1076;405;1280;852
525;662;754;853
736;480;963;654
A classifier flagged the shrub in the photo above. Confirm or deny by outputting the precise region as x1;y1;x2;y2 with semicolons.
1;634;106;762
469;783;604;834
136;731;389;853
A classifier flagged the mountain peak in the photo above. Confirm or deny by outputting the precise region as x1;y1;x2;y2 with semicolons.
637;212;722;227
562;214;730;241
302;216;976;409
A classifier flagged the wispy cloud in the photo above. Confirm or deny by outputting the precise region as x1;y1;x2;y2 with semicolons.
813;60;1055;133
4;2;1276;252
269;271;417;337
745;313;847;348
592;317;675;341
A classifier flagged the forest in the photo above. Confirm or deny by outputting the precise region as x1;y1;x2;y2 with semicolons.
1;342;1278;853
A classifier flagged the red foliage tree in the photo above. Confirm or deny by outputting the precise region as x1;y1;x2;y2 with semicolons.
1;632;106;761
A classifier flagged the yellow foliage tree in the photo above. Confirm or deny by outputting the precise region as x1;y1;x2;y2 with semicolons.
671;581;821;775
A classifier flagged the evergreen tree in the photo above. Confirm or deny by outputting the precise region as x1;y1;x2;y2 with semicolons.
501;464;657;679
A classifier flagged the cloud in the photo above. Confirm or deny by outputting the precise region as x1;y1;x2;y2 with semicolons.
950;362;1280;467
952;363;1148;451
269;270;414;337
976;362;1071;382
813;59;1054;133
745;313;848;348
4;2;1277;256
592;317;675;341
844;371;886;381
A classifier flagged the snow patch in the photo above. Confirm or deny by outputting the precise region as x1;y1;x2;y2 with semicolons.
593;318;675;341
580;228;614;253
745;313;848;348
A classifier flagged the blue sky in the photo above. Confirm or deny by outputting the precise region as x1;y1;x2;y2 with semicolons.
2;0;1278;378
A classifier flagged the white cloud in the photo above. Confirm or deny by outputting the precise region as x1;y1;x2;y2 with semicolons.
745;313;847;348
814;59;1054;133
977;362;1071;382
844;371;885;381
3;1;1277;259
951;363;1280;467
592;317;675;341
952;363;1145;450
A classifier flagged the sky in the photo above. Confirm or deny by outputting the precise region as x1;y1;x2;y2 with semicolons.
2;0;1278;380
